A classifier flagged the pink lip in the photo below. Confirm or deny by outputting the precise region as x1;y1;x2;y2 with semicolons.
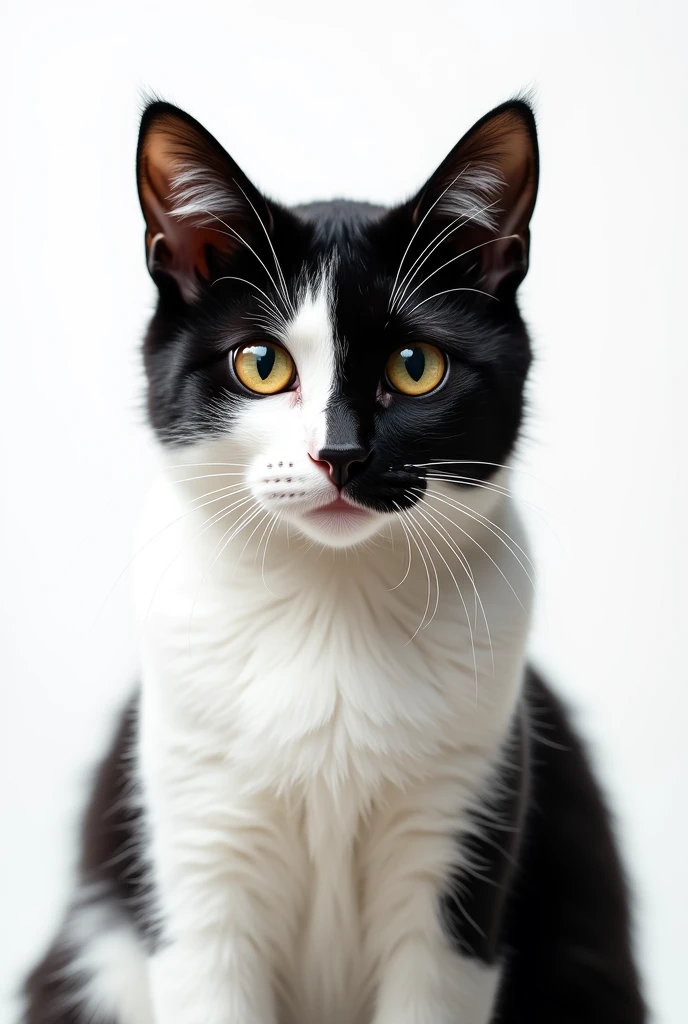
308;497;370;517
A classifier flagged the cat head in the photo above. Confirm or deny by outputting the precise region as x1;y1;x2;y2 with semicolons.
137;99;538;548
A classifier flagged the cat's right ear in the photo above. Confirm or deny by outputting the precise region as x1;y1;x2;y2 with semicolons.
136;101;271;303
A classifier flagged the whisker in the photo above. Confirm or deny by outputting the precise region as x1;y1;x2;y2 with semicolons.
199;207;292;320
170;472;248;484
392;504;431;643
409;459;557;489
231;179;296;318
404;286;497;316
388;514;413;591
91;485;251;629
409;494;494;676
186;500;266;646
186;482;252;506
260;511;282;597
423;487;536;575
388;167;471;312
211;275;286;323
419;488;534;601
423;474;552;518
168;462;250;470
396;235;519;313
232;507;274;579
391;197;502;311
141;493;257;629
404;503;479;699
403;508;441;630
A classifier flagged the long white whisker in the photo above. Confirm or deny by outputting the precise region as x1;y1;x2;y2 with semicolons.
243;315;285;335
186;483;251;505
392;197;502;311
232;507;274;579
410;459;555;486
423;474;551;518
211;276;286;322
393;504;431;643
91;485;250;629
186;501;265;647
419;488;534;601
404;286;497;315
168;462;250;470
389;515;413;591
260;512;282;597
403;507;441;630
200;208;292;319
405;503;479;700
391;208;472;311
231;179;296;318
423;486;538;575
140;492;257;631
388;167;470;311
171;472;248;484
409;495;494;676
396;235;519;313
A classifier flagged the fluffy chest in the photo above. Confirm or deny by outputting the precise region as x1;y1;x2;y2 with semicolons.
140;558;506;794
135;487;530;794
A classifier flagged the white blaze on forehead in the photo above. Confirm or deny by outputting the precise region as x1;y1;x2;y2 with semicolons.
284;262;338;453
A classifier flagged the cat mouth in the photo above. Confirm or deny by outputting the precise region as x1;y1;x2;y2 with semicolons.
306;496;373;519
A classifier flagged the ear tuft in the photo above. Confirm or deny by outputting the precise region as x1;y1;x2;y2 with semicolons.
430;164;506;233
166;165;237;223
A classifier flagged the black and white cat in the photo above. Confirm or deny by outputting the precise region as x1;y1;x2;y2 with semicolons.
23;99;646;1024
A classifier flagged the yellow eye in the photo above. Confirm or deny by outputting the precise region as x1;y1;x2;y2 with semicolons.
233;342;296;395
385;343;446;396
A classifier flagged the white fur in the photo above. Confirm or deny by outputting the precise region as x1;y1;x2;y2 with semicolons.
73;280;532;1024
61;892;153;1024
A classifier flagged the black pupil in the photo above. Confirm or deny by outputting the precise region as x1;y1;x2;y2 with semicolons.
402;347;425;382
253;345;275;380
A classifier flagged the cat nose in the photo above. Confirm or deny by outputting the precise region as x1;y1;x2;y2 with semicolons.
313;445;370;488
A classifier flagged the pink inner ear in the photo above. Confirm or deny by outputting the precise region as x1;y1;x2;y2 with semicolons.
139;133;234;301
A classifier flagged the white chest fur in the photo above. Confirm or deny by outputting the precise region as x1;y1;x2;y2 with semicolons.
133;473;532;1024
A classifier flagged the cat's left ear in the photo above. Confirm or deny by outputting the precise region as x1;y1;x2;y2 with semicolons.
410;99;539;295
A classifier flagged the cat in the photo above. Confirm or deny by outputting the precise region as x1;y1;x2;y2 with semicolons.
22;97;646;1024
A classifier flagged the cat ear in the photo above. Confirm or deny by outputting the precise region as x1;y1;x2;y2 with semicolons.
137;101;272;303
411;100;539;295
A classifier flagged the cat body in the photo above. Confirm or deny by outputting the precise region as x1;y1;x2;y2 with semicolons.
22;100;646;1023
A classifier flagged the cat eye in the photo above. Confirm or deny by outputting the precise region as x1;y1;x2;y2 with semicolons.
385;343;446;396
233;342;296;395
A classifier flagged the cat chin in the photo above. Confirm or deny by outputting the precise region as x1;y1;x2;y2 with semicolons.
287;505;389;549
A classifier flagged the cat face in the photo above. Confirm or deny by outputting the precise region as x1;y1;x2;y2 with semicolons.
137;100;538;547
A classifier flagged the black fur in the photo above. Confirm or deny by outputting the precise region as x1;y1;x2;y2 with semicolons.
442;671;647;1021
22;701;150;1024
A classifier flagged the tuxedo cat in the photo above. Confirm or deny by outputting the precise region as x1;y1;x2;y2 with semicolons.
22;98;646;1024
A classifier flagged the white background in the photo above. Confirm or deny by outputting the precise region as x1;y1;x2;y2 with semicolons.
1;1;686;1021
